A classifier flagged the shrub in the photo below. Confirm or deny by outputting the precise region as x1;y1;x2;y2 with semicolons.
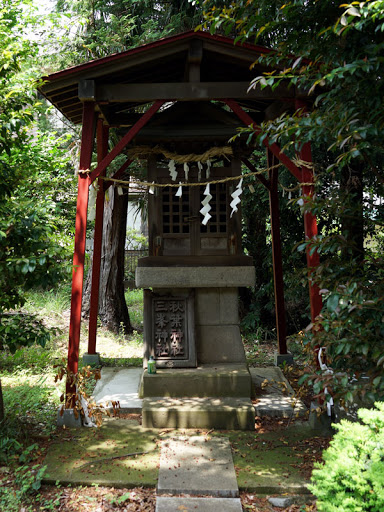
309;402;384;512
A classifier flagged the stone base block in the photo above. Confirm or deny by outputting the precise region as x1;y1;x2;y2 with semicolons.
197;326;246;364
140;364;253;398
309;401;334;433
57;408;82;428
82;353;101;366
142;397;255;430
274;352;294;367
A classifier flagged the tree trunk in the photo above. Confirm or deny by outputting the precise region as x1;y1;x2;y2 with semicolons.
340;163;364;262
83;186;132;334
0;378;4;422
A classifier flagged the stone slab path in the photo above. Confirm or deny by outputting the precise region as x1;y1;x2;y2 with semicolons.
157;436;241;511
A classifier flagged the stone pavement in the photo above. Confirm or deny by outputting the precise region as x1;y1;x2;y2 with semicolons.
250;367;307;418
93;367;143;412
156;436;242;511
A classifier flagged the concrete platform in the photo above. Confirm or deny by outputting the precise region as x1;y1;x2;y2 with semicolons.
91;366;307;424
140;364;253;398
157;436;238;497
93;367;143;412
143;397;255;430
250;367;307;418
156;497;243;511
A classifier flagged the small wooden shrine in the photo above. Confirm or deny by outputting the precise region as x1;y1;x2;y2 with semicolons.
39;31;322;429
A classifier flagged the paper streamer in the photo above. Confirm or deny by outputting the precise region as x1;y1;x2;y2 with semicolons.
197;161;203;182
88;184;97;221
206;160;211;179
230;178;243;217
117;186;124;196
200;183;212;225
149;182;155;195
184;162;189;181
175;182;183;197
168;160;178;181
318;347;334;416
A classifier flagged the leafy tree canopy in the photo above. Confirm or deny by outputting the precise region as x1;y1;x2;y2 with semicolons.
199;0;384;407
0;0;75;349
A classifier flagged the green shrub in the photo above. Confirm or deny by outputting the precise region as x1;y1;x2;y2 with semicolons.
309;402;384;512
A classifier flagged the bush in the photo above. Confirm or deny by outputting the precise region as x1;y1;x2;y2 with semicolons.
309;402;384;512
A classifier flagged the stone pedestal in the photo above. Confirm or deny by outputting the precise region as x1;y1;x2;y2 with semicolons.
136;266;255;366
136;265;256;430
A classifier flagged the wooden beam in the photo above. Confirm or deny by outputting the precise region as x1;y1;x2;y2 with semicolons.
104;159;133;190
268;150;288;355
225;99;302;181
88;100;165;184
79;80;96;101
186;39;203;82
96;82;295;102
241;157;270;190
67;101;96;404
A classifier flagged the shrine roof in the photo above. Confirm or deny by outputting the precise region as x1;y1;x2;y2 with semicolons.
38;30;306;126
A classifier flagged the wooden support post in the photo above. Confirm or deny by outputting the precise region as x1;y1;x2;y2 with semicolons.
87;120;109;356
299;142;323;324
268;150;288;355
67;102;95;404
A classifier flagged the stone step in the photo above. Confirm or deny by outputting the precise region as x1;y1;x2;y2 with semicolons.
142;396;255;430
139;364;253;398
156;497;243;512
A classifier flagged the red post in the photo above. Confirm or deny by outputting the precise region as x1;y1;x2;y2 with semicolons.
87;120;109;355
67;102;95;403
268;150;288;354
299;142;323;323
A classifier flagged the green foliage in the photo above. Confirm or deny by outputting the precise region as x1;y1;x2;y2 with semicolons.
300;263;384;406
0;462;47;512
310;402;384;512
0;313;56;354
0;1;75;368
200;0;384;407
51;0;201;67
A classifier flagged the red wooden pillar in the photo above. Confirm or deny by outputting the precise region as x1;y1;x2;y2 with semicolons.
66;101;95;403
268;150;288;354
299;142;323;323
87;120;109;355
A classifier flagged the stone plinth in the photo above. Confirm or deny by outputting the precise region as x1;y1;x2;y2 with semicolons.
136;266;255;289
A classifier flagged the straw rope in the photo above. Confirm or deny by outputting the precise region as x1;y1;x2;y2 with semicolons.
100;163;282;188
125;145;233;163
98;163;316;190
